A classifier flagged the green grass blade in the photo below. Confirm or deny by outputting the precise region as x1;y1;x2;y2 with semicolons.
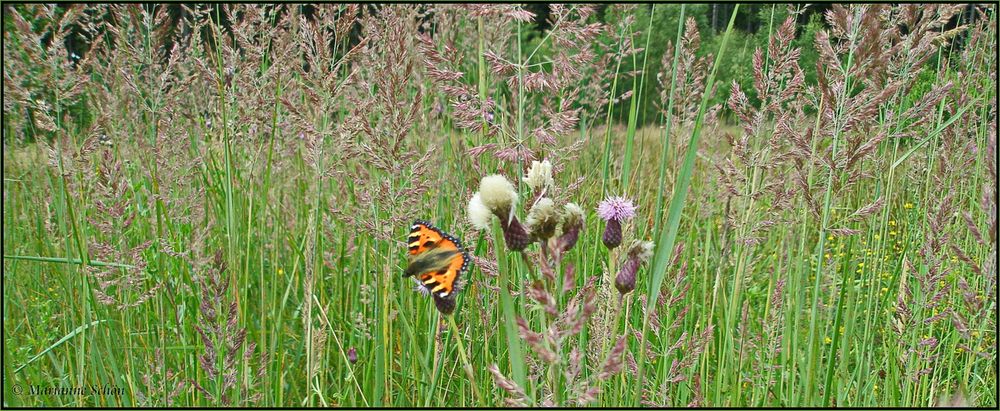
3;255;135;269
634;5;740;406
14;320;107;374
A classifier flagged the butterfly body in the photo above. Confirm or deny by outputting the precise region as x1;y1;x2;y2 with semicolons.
404;220;470;307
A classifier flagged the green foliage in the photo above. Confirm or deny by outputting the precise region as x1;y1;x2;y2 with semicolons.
2;3;996;408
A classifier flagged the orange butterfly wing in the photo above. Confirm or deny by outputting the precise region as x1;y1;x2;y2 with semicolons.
406;220;469;298
407;221;446;255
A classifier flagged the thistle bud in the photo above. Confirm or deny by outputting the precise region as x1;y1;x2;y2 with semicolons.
502;215;532;252
614;255;639;295
602;218;623;249
615;240;654;296
597;196;636;250
347;347;358;364
557;203;585;253
433;295;456;315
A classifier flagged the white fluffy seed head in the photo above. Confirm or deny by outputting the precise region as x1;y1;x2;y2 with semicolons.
526;197;559;240
522;159;554;193
561;202;585;229
467;192;493;231
479;174;518;214
627;240;655;263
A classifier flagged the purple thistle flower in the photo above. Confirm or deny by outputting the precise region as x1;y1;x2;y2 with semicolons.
598;196;635;249
597;196;637;221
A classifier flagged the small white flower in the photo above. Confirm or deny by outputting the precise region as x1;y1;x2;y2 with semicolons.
522;159;554;193
467;192;493;230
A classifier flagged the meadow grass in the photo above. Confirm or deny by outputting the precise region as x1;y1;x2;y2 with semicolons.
3;3;996;407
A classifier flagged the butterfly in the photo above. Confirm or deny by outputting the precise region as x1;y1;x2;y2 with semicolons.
404;220;471;314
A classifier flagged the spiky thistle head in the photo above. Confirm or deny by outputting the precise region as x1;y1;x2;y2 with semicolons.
598;196;635;249
526;197;559;242
597;196;637;222
557;203;585;253
522;159;554;193
475;174;532;251
502;215;532;252
615;240;654;296
479;174;518;218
